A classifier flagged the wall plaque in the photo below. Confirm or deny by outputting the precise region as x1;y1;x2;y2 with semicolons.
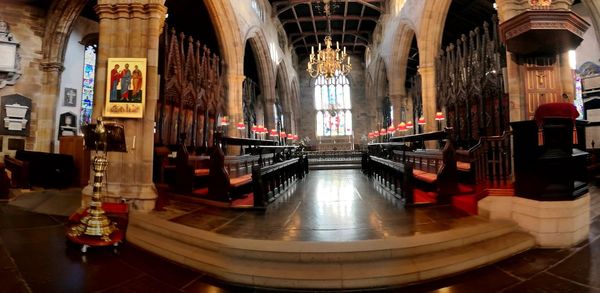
0;20;21;88
0;94;31;136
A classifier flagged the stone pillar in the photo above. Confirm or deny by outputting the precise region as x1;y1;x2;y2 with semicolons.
506;52;525;122
419;66;437;134
226;73;245;138
264;98;275;131
82;0;167;211
389;94;402;126
37;62;64;152
559;51;575;102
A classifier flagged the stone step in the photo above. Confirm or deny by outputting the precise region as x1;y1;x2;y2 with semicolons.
127;212;534;290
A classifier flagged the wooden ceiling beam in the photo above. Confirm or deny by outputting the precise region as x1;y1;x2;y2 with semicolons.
273;0;383;16
291;31;370;45
281;15;378;25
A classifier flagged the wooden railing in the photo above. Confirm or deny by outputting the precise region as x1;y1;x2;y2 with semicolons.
483;131;512;184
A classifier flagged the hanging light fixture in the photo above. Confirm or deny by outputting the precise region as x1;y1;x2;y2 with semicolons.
306;0;351;79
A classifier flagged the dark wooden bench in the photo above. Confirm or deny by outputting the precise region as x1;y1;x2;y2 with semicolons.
5;150;74;189
4;155;29;188
252;155;307;208
371;129;459;203
364;154;414;204
174;144;210;194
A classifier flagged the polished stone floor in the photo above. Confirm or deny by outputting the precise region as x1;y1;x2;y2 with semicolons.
0;176;598;292
163;170;486;241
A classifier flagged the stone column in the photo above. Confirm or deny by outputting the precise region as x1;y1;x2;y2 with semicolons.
389;94;402;126
559;51;575;102
419;66;437;134
82;0;166;211
226;73;245;138
37;62;64;152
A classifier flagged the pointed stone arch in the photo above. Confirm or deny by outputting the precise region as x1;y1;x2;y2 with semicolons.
37;0;89;151
389;22;416;98
275;61;292;132
244;27;276;129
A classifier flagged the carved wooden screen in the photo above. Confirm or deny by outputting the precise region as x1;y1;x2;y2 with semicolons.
435;17;509;147
156;26;225;149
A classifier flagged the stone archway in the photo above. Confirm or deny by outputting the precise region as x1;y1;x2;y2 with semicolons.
244;28;276;130
39;0;89;152
290;78;300;134
417;0;451;133
275;62;292;133
204;0;244;132
389;22;416;99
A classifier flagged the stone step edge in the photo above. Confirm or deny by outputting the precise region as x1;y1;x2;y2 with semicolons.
127;227;534;290
129;212;519;260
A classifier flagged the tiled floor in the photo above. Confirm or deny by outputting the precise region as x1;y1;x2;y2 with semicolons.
164;170;486;241
0;175;598;292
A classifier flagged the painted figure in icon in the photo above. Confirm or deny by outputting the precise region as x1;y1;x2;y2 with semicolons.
132;64;143;101
120;63;132;101
110;64;122;101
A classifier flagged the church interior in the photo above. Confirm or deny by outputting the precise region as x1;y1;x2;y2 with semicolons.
1;0;600;291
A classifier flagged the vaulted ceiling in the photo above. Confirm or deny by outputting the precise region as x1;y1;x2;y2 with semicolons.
269;0;386;57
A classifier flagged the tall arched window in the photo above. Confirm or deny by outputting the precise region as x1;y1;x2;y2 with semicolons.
315;73;352;136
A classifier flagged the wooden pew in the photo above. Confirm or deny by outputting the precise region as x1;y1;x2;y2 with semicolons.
174;144;210;194
365;155;414;204
252;155;307;208
4;155;29;188
374;129;459;203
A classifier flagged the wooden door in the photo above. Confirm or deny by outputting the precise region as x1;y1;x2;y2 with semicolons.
522;57;561;119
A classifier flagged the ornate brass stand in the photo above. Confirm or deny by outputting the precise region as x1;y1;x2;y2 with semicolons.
67;119;121;249
67;154;117;241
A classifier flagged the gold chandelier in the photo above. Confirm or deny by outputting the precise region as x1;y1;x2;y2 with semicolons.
307;36;351;79
306;0;351;79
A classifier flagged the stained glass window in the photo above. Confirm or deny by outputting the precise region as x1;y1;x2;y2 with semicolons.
80;45;96;127
314;73;352;136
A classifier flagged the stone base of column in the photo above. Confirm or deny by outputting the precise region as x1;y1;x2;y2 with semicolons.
478;194;590;248
82;183;158;212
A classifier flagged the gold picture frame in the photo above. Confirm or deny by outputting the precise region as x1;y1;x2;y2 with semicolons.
104;58;147;118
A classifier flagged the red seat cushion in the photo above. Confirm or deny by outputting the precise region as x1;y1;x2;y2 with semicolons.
457;161;471;172
194;168;210;176
414;171;437;184
229;174;252;188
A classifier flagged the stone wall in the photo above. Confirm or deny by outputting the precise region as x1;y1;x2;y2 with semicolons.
0;3;46;154
297;55;367;148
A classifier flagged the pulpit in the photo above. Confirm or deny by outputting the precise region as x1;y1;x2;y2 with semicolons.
511;103;588;200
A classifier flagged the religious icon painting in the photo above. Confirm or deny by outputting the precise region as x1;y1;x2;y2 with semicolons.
104;57;147;118
63;88;77;107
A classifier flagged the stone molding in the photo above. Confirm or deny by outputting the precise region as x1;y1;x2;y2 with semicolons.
478;194;590;247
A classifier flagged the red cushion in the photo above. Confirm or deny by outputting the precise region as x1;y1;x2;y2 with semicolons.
457;161;471;172
230;174;252;188
194;168;209;176
414;172;437;184
534;103;579;125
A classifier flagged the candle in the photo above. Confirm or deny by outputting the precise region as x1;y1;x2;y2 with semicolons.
318;43;321;51
336;41;339;50
311;46;314;54
344;46;346;54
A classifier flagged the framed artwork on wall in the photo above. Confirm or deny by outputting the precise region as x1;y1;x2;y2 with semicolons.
63;88;77;107
104;57;146;118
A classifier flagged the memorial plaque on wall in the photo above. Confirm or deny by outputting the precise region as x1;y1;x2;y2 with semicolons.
7;138;24;150
0;94;31;136
58;112;77;139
